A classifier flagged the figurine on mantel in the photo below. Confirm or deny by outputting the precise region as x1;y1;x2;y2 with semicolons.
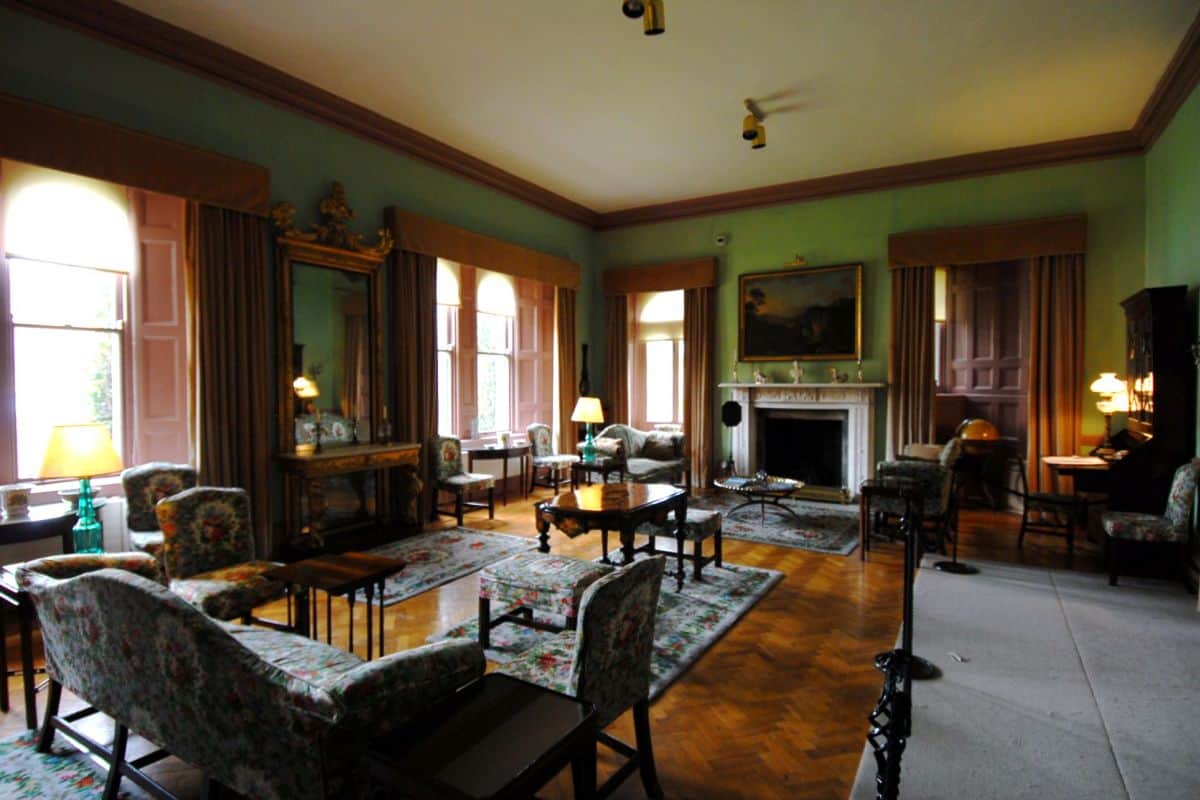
856;359;864;383
753;369;768;385
829;366;849;383
790;360;804;384
731;360;740;383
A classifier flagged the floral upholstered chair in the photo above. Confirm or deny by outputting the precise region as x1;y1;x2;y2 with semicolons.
871;437;964;553
527;422;578;492
155;486;286;624
499;555;666;799
18;552;485;800
430;435;495;526
1102;459;1200;586
120;462;197;558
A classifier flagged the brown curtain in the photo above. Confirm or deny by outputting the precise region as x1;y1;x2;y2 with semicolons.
390;250;438;522
556;287;577;453
888;266;936;457
604;295;629;425
189;204;273;557
684;287;715;491
1028;254;1085;491
341;308;369;422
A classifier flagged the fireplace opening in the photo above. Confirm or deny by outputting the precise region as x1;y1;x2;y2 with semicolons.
758;412;846;489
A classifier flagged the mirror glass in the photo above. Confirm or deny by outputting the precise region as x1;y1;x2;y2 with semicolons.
291;261;372;446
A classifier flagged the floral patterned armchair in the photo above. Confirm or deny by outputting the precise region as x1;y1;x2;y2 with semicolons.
499;555;666;798
430;435;495;526
17;553;485;800
527;422;578;492
872;437;964;552
120;462;197;558
1102;459;1200;586
155;486;286;622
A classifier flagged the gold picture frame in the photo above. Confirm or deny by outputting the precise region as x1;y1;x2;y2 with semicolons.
738;263;862;361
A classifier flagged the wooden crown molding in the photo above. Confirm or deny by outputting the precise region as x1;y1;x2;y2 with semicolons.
8;1;1199;231
1133;10;1200;149
3;0;598;228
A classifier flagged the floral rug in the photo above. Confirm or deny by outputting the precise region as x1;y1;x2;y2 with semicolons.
429;555;783;699
364;527;536;606
692;492;860;555
0;731;146;799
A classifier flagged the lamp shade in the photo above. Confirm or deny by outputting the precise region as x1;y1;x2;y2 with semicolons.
1089;372;1126;396
571;396;605;425
39;423;123;479
293;376;320;399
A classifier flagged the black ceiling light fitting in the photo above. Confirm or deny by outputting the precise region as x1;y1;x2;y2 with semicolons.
621;0;664;35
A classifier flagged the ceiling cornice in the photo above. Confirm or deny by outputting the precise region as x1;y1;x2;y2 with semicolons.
1133;9;1200;149
5;1;1200;232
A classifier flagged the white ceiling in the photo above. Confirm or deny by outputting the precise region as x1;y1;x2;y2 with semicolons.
122;0;1199;213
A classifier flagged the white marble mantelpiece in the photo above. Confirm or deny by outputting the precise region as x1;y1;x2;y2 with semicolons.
718;382;887;492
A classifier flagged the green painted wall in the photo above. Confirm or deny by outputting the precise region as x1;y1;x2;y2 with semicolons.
0;7;596;407
1145;81;1200;448
596;158;1147;463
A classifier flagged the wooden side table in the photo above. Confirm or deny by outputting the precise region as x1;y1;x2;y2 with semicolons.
369;673;597;799
264;552;406;660
466;444;531;505
570;457;624;489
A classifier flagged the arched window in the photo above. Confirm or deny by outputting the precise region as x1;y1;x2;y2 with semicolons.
475;270;516;434
435;260;461;435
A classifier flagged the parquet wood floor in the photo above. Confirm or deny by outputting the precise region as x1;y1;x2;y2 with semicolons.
0;493;1104;799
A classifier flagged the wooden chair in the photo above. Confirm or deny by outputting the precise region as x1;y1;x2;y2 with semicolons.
527;422;577;492
1008;455;1101;561
498;556;666;799
1102;459;1199;586
430;435;495;526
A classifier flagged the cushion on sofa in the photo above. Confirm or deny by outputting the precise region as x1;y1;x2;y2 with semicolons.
592;437;626;459
642;431;678;460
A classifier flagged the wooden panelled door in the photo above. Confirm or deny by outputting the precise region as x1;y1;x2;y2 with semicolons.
943;260;1030;444
515;277;555;430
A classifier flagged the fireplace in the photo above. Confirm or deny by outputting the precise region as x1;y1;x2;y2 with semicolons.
719;381;885;503
757;410;847;490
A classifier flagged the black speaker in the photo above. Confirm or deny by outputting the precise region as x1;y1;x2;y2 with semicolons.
721;400;742;427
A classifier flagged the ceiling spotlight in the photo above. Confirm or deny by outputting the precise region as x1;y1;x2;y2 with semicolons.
741;114;759;141
752;122;766;150
621;1;645;18
643;0;665;35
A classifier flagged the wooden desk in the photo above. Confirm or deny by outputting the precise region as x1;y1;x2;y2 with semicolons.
0;504;78;729
466;444;530;505
535;482;687;590
369;673;596;800
277;442;421;547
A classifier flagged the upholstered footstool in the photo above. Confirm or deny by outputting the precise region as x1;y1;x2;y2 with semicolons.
637;507;723;587
478;552;613;649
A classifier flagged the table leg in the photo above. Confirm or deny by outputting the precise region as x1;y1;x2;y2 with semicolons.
619;524;635;565
674;497;687;592
502;456;509;506
0;599;8;713
19;595;36;729
571;731;598;800
378;579;386;656
294;584;311;638
366;584;374;661
326;592;332;645
536;516;551;553
347;592;356;655
860;492;869;562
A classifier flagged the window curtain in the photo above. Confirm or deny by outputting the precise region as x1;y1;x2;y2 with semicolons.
555;287;577;454
341;307;369;425
683;287;715;490
1028;254;1084;492
888;265;936;457
390;249;438;523
604;294;629;425
187;204;273;557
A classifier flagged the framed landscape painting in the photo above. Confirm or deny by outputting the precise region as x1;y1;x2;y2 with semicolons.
739;263;862;360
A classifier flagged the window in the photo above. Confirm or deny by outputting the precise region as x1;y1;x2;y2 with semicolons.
633;290;684;427
475;271;515;435
2;162;133;481
436;260;459;436
0;160;189;484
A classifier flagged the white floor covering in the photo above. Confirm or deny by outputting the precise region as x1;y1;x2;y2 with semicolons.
850;559;1200;800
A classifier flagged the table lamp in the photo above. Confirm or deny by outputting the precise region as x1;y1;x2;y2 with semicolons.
1089;372;1128;452
293;376;322;452
571;396;605;463
38;423;124;553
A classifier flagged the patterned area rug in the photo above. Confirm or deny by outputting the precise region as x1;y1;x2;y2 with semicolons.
429;556;782;699
692;492;860;555
0;731;146;799
364;527;536;606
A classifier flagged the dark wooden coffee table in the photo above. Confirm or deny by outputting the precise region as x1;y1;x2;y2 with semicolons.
264;552;405;659
368;673;597;799
535;482;687;590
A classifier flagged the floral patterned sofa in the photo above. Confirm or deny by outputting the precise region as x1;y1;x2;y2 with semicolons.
580;424;690;493
18;552;485;800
